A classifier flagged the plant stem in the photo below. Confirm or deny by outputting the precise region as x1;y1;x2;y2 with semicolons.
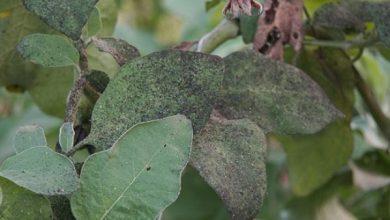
304;34;379;50
197;18;239;53
354;67;390;145
64;40;89;123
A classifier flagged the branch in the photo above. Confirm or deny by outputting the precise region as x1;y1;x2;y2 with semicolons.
354;67;390;145
64;39;89;123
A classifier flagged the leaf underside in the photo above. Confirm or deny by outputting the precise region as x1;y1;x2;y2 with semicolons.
71;115;193;220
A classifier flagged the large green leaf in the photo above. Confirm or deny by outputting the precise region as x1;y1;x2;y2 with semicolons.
191;113;267;220
218;49;342;135
23;0;99;40
17;33;79;67
13;125;47;153
276;120;353;196
162;167;231;220
0;177;52;220
0;147;79;195
85;50;223;150
0;0;52;88
71;115;193;220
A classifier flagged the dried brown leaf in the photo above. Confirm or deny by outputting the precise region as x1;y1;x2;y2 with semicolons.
254;0;304;60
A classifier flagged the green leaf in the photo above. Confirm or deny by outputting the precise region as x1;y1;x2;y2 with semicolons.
354;149;390;176
345;185;390;219
27;66;74;118
17;34;79;67
85;70;110;94
206;0;222;11
369;3;390;47
84;7;102;38
71;115;193;220
13;125;47;153
92;37;140;66
0;0;53;89
218;50;342;135
0;177;53;220
86;50;223;150
59;122;75;153
240;8;261;44
23;0;99;40
95;0;119;36
0;147;79;195
162;167;231;220
49;196;74;220
191;114;267;220
276;120;353;196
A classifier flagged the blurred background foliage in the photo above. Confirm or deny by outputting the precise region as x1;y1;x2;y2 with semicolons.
0;0;389;219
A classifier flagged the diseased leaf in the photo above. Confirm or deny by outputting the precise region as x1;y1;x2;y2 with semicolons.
86;50;223;150
276;48;356;196
218;49;342;135
23;0;99;40
13;125;47;153
0;147;79;195
276;120;353;196
293;48;356;119
191;111;267;220
313;3;366;32
71;115;193;220
0;177;52;220
17;33;79;67
254;0;304;60
162;167;231;220
59;122;75;153
313;1;390;47
92;37;140;66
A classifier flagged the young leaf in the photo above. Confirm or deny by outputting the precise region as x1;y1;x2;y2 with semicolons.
13;125;47;153
84;7;102;37
17;34;79;67
276;120;353;196
22;0;99;40
0;177;53;220
59;122;75;153
0;147;79;195
218;49;343;135
71;115;193;220
191;112;267;220
85;50;223;150
92;37;140;66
